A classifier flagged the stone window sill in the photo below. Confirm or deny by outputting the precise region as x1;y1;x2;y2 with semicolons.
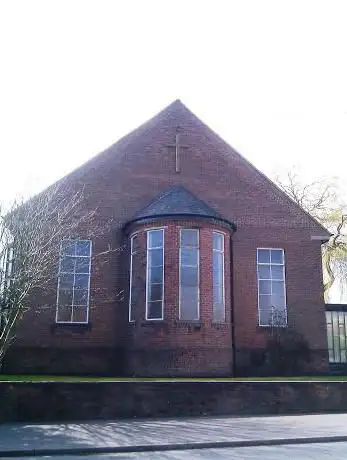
51;323;92;333
140;320;166;327
212;321;227;327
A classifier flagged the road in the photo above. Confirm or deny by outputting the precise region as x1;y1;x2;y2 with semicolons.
1;413;347;458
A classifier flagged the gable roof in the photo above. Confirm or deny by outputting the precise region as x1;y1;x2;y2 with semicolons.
50;99;331;238
126;186;234;229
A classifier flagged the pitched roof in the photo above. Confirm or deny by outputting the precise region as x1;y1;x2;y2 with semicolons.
48;98;330;237
134;186;220;219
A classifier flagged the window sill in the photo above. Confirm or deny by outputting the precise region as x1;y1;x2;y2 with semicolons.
140;320;166;327
175;320;202;330
51;322;92;333
257;324;288;329
212;321;227;326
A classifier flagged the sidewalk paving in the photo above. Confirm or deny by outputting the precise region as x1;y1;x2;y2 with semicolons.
1;413;347;457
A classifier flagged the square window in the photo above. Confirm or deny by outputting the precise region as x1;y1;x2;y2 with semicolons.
258;249;270;264
58;289;73;306
181;249;198;266
149;266;163;284
60;256;75;273
181;229;199;248
74;289;89;305
74;274;89;289
148;283;163;302
257;265;271;279
59;273;74;289
271;249;284;264
181;266;199;286
57;305;72;322
149;248;163;267
271;265;284;280
76;241;91;257
259;280;271;295
75;257;90;273
147;301;163;319
72;305;88;323
148;230;163;249
61;240;75;256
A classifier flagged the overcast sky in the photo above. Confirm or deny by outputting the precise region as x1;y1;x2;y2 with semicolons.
1;0;347;203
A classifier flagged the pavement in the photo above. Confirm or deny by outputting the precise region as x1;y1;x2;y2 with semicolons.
1;413;347;458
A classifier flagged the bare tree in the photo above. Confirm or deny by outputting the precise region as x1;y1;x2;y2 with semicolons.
0;181;115;367
275;168;347;298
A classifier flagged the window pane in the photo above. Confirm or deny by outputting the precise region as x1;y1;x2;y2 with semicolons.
75;258;90;273
271;265;284;280
149;266;163;284
149;283;163;302
148;230;163;248
180;286;199;320
259;294;271;310
213;304;225;322
181;266;198;286
74;289;89;305
259;307;272;326
259;280;271;295
131;234;139;253
258;265;271;279
58;289;73;306
326;311;332;324
181;229;198;247
213;233;224;251
60;256;75;273
272;280;285;296
181;249;198;266
61;240;75;256
326;323;333;356
149;249;163;267
72;305;88;322
271;249;284;264
57;305;72;322
271;294;285;309
258;249;270;264
60;273;74;289
270;307;287;326
76;241;91;257
213;287;224;306
213;253;223;285
74;274;89;289
147;301;163;319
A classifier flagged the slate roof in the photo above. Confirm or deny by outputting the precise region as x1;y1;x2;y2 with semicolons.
132;186;223;222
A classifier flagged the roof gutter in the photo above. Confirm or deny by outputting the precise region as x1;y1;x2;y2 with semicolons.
123;213;236;234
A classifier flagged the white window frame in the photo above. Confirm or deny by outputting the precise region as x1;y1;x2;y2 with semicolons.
145;228;164;321
56;239;92;324
212;231;225;322
257;248;287;327
128;234;137;322
179;228;200;321
326;311;347;363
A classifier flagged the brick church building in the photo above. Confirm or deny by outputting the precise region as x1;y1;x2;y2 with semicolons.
7;100;330;376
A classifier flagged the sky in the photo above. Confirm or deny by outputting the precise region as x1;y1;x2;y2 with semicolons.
0;0;346;302
1;0;347;204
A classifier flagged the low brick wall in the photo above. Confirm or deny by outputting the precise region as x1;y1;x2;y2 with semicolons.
0;381;346;422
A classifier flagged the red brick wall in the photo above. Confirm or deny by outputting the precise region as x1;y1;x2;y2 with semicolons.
11;101;329;376
124;219;232;376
